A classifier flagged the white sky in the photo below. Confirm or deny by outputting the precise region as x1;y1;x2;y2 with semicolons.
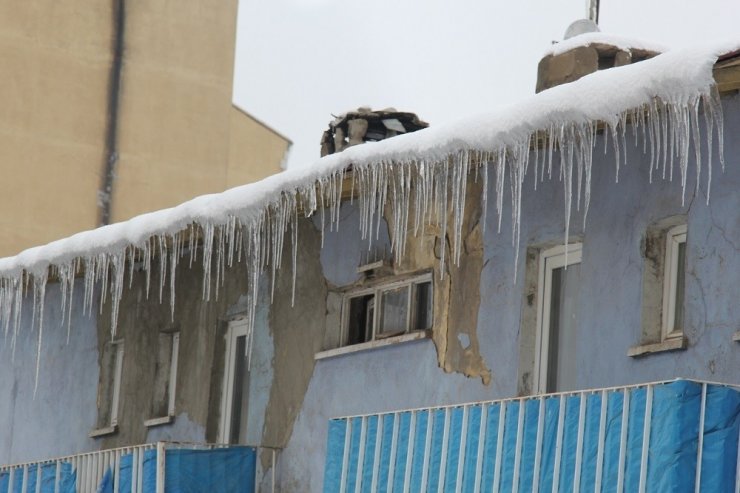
233;0;740;170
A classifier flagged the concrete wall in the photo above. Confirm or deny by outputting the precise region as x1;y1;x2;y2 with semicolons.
227;107;291;187
111;0;236;222
0;2;111;256
0;0;289;258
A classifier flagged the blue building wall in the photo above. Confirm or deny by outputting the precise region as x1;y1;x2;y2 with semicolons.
0;92;737;493
279;93;740;490
0;280;99;464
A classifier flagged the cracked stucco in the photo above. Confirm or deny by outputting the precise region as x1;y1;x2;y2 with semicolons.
386;175;491;384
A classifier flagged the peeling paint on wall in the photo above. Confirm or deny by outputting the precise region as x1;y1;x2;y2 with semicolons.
259;218;327;469
386;176;491;384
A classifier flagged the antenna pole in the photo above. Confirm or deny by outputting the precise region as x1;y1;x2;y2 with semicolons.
587;0;600;24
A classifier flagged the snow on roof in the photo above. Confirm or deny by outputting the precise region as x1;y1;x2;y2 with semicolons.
544;32;669;58
1;39;738;389
2;40;732;277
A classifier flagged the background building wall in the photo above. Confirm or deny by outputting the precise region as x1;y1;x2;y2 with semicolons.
0;0;289;258
0;2;112;257
227;106;291;187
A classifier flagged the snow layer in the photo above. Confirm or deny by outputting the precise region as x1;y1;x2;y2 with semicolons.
0;40;737;391
544;32;669;57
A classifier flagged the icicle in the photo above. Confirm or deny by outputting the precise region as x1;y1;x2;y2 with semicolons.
169;235;178;321
33;270;48;397
291;205;299;307
0;76;728;388
66;262;76;344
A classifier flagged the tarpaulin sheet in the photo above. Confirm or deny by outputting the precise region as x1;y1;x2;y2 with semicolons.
96;447;255;493
323;380;740;492
163;447;256;493
39;462;74;493
0;463;74;493
97;451;156;493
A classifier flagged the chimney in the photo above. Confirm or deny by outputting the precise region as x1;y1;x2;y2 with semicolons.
320;107;429;157
536;20;663;93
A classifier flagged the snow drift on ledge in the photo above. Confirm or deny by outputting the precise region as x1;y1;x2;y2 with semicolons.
1;40;737;391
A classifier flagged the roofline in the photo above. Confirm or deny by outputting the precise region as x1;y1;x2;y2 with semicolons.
717;49;740;63
231;103;293;145
713;50;740;94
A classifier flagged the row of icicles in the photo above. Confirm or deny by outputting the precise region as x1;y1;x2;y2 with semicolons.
0;89;725;393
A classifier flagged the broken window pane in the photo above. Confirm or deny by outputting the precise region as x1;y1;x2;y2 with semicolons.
378;286;409;338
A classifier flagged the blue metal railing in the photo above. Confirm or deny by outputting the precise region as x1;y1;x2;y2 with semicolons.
323;379;740;493
0;442;264;493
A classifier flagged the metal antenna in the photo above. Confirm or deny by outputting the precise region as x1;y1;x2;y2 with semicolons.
587;0;600;24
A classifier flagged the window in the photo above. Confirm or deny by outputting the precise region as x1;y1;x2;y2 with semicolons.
91;339;124;437
145;331;180;427
341;273;433;347
534;244;582;394
219;319;250;444
629;219;688;357
661;224;687;340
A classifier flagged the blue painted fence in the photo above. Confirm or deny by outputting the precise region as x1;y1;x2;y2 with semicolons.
323;380;740;492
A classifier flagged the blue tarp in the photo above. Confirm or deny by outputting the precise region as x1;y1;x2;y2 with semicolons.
97;447;256;493
323;380;740;492
0;463;75;493
1;448;255;493
163;447;256;492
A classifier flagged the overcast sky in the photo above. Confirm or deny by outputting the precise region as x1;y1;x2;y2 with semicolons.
233;0;740;170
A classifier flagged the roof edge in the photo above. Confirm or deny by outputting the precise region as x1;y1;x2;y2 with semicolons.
231;103;293;145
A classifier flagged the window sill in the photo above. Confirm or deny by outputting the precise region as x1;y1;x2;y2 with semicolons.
144;415;175;428
89;425;118;438
628;336;687;358
315;330;431;360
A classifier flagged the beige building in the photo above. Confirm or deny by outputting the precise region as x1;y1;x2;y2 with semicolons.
0;1;290;258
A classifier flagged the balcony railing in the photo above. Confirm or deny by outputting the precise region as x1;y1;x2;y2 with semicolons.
0;442;276;493
323;379;740;492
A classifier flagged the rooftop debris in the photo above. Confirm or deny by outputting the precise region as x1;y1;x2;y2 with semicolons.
320;107;429;157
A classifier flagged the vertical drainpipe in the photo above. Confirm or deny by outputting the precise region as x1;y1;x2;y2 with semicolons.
98;0;126;227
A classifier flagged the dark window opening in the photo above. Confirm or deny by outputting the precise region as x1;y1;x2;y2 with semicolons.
343;276;433;347
347;294;374;345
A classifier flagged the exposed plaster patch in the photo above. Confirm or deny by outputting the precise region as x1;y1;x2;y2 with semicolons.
259;218;327;469
386;176;491;385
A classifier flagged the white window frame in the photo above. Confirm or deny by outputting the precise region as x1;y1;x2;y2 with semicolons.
340;272;433;347
661;224;687;340
109;340;125;426
218;319;249;444
167;333;180;416
534;243;582;394
90;339;125;437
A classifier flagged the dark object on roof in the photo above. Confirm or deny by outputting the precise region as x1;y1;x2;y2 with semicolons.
320;107;429;157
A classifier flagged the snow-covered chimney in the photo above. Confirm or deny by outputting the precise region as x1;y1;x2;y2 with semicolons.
536;20;664;93
320;107;429;157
